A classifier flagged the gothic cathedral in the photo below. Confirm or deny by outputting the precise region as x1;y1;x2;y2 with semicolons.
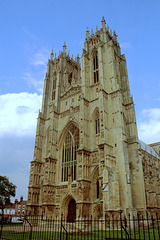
27;17;160;220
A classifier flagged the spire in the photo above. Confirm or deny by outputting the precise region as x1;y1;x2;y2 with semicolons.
101;16;106;29
50;49;54;60
77;53;80;63
63;41;66;54
86;27;90;39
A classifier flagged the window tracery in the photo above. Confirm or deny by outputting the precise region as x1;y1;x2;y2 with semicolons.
61;125;79;182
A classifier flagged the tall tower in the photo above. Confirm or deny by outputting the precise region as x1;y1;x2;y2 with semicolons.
27;17;146;219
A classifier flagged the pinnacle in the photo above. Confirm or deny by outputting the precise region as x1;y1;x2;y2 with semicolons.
50;49;54;60
86;27;90;38
101;16;106;28
63;42;67;53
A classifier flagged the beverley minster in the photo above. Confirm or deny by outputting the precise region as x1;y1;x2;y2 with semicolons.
27;17;160;221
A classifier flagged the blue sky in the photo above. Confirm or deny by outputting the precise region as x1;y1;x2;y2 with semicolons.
0;0;160;201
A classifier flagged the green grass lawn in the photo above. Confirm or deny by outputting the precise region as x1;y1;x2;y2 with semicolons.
1;227;160;239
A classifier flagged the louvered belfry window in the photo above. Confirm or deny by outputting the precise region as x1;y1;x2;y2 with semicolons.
61;125;79;182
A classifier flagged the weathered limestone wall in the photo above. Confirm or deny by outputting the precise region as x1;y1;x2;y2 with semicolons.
27;17;160;218
140;145;160;213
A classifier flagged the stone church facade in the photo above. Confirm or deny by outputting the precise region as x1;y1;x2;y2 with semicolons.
27;17;160;220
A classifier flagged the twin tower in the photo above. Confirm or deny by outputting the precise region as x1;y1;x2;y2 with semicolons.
27;17;147;220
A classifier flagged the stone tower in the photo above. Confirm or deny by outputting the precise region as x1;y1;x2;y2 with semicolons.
27;17;146;220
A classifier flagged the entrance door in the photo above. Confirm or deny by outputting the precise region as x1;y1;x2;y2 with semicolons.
67;199;76;222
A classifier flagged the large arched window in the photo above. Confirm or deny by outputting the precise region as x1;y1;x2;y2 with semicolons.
61;125;79;182
93;50;99;83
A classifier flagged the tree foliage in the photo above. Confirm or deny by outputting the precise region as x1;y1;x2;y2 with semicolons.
0;175;16;210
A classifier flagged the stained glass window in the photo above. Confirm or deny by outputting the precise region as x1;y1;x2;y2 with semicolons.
61;125;79;182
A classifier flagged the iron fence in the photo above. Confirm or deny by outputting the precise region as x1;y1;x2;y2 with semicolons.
0;212;160;239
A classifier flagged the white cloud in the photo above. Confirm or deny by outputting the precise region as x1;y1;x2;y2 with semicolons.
24;48;50;93
0;92;42;136
30;49;50;67
24;72;44;93
137;108;160;144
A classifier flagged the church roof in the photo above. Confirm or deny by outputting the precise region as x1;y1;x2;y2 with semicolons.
139;140;160;159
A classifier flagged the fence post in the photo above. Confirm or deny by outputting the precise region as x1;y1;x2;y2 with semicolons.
113;214;114;239
29;225;32;240
105;214;106;240
60;214;62;240
22;216;26;240
128;213;131;240
156;212;160;239
147;211;151;240
98;214;99;240
91;215;92;240
137;213;141;240
120;212;123;239
109;214;110;240
0;220;3;239
0;211;4;239
25;215;33;240
142;214;146;240
151;214;156;240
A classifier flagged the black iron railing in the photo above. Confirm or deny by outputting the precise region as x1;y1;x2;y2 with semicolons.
0;212;160;239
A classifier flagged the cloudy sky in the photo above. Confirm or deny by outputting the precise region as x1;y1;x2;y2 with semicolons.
0;0;160;201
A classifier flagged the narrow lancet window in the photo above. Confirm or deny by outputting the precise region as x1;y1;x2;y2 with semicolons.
97;180;99;199
68;72;72;85
95;111;100;134
93;51;99;83
61;125;79;182
52;76;56;100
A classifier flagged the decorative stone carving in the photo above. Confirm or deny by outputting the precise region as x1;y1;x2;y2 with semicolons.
28;17;160;218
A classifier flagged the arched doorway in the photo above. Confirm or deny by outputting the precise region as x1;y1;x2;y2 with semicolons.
67;199;76;222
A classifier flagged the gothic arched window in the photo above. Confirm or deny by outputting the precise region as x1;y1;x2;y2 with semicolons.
93;51;99;83
97;180;99;199
52;75;57;100
61;125;79;182
95;111;100;134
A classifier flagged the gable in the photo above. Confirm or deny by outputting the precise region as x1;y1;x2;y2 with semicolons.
61;85;81;99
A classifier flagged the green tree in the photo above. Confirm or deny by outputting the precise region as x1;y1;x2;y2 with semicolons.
0;175;16;220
